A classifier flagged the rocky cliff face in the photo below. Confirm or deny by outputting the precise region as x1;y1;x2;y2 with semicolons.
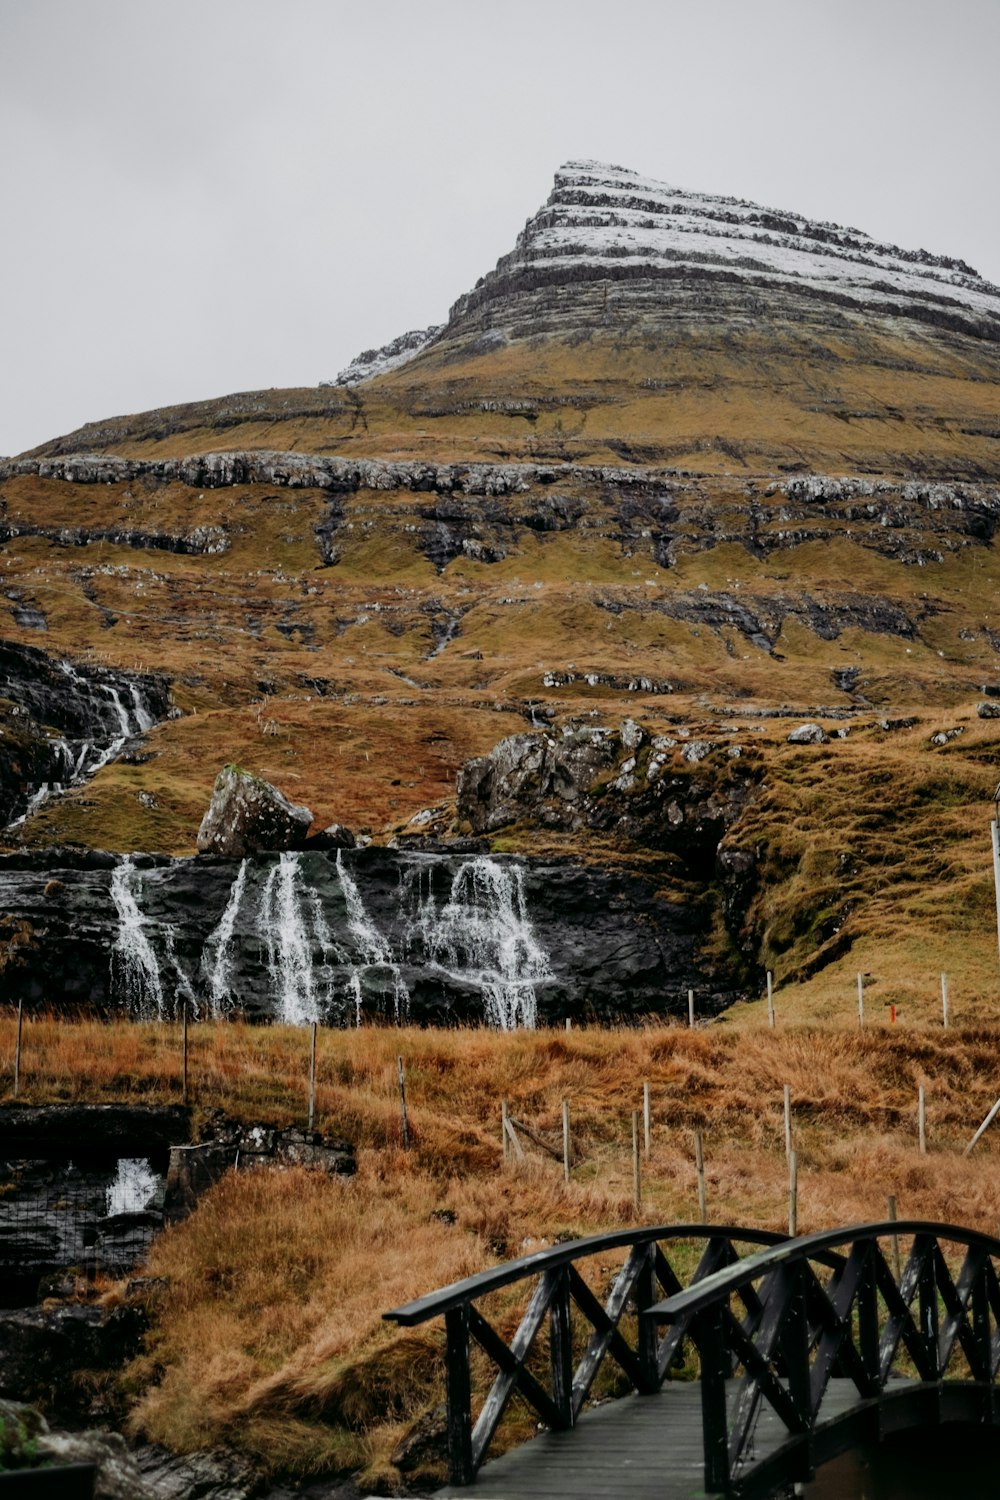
0;641;171;829
0;845;736;1025
442;159;1000;344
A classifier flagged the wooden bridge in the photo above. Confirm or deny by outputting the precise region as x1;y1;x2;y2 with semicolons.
384;1220;1000;1498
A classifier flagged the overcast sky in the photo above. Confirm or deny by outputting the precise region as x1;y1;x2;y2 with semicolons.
2;0;998;456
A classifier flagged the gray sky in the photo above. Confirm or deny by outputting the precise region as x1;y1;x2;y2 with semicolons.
2;0;998;456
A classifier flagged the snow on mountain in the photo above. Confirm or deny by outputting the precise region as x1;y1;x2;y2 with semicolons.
331;160;1000;386
452;159;1000;329
326;325;443;387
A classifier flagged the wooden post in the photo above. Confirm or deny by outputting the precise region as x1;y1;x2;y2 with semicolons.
181;1001;188;1106
857;972;865;1028
13;999;23;1099
397;1055;409;1150
632;1110;641;1211
941;973;949;1028
918;1086;926;1155
643;1081;651;1157
964;1095;1000;1156
992;819;1000;968
562;1099;570;1185
688;988;695;1029
444;1305;474;1485
307;1021;318;1132
694;1129;707;1221
783;1084;792;1160
887;1194;901;1281
502;1098;510;1161
565;1017;572;1031
766;971;775;1028
788;1150;798;1237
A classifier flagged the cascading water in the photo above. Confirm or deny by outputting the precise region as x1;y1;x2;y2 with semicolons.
258;852;342;1025
106;1158;160;1216
109;858;164;1020
99;850;548;1030
336;850;410;1022
418;857;550;1030
201;859;249;1017
7;659;160;832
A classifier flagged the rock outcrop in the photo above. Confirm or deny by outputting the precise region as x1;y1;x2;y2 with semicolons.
457;721;758;874
196;766;314;856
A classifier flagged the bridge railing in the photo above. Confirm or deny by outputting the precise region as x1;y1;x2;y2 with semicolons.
384;1223;802;1484
648;1220;1000;1496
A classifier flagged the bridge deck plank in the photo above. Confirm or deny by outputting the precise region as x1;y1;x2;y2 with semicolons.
431;1380;865;1499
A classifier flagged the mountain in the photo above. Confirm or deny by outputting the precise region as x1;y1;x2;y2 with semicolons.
2;161;1000;1022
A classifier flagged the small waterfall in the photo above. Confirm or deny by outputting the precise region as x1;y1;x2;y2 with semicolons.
109;858;164;1020
201;859;249;1017
258;853;341;1025
128;683;154;733
106;1158;159;1216
336;850;409;1022
419;857;550;1030
163;928;199;1020
102;685;133;737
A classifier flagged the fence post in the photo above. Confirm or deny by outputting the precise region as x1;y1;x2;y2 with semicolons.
181;1001;188;1106
562;1099;571;1185
918;1086;926;1154
632;1110;641;1211
857;973;865;1028
307;1021;318;1132
688;988;695;1029
788;1150;798;1237
783;1084;792;1160
502;1098;510;1161
397;1055;409;1150
887;1194;901;1281
695;1129;707;1221
13;999;23;1098
643;1081;651;1157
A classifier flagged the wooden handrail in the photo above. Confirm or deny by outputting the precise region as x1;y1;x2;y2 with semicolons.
384;1223;794;1485
645;1220;1000;1494
384;1222;789;1326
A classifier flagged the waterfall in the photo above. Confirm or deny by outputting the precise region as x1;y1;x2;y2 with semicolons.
419;857;550;1030
102;684;133;737
163;928;199;1020
106;1158;159;1216
336;850;409;1022
258;853;342;1025
101;849;546;1030
109;858;164;1020
128;683;154;733
201;859;248;1016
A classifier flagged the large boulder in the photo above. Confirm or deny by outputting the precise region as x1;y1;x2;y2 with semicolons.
196;766;313;856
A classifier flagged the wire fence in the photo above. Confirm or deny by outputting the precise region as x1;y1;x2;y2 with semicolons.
0;1160;164;1284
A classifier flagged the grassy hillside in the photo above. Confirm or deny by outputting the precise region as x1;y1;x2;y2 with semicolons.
5;1015;1000;1489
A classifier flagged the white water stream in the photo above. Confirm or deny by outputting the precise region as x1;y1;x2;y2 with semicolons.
108;852;548;1029
109;857;164;1020
417;857;550;1030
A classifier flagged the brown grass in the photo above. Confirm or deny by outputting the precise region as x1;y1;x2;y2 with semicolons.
7;1016;1000;1487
